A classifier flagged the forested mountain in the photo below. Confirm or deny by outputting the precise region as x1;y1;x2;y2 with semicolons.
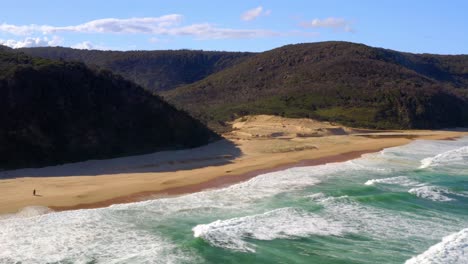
19;47;254;93
0;46;217;169
163;41;468;131
15;41;468;133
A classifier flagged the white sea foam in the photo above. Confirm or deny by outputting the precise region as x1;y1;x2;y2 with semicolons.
305;192;327;201
419;157;433;169
314;195;462;241
0;159;335;262
0;209;196;263
192;207;347;252
350;138;468;172
405;228;468;264
110;163;338;216
2;137;467;262
408;186;455;202
1;156;352;262
364;176;421;187
419;146;468;169
0;206;53;220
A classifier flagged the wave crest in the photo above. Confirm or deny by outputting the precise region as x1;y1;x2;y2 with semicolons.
405;228;468;264
364;176;420;187
193;207;346;252
408;186;455;202
0;206;53;221
419;146;468;169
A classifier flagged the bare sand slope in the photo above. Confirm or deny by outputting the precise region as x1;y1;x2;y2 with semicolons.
228;114;353;139
1;115;467;214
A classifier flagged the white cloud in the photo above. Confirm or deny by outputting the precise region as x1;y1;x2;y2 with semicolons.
0;15;279;40
0;36;62;48
301;17;354;32
46;15;183;34
13;15;271;39
71;41;94;50
70;41;115;50
166;23;279;39
0;15;183;35
241;6;271;21
0;23;46;35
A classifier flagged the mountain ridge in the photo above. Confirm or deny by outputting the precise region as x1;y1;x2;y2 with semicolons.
17;41;468;132
19;47;254;93
163;41;468;131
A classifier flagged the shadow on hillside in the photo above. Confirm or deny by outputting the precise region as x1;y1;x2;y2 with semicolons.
0;140;242;179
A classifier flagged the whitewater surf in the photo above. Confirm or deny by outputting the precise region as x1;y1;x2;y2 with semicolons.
1;137;468;263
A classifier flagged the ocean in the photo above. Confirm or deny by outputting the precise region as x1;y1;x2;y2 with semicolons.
1;137;468;264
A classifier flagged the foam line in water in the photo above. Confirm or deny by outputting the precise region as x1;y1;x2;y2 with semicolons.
0;161;346;261
0;206;53;220
2;137;467;262
310;194;463;241
0;209;196;263
110;164;332;215
419;157;433;169
347;138;468;172
408;186;456;202
419;146;468;169
405;228;468;264
305;192;328;200
364;176;421;187
192;207;347;252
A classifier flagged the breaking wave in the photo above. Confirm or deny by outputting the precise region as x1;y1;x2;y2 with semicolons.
192;207;347;252
364;176;421;187
1;136;467;263
0;209;195;264
405;228;468;264
0;206;53;220
419;146;468;169
309;194;462;241
408;186;456;202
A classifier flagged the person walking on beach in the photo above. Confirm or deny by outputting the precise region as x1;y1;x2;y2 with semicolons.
33;189;36;196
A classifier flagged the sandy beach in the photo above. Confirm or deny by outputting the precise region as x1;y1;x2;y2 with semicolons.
1;115;467;215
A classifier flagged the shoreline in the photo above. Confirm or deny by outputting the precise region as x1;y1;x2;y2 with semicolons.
50;149;379;212
1;117;467;216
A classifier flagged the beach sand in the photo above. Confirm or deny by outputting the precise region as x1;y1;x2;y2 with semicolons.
1;115;467;214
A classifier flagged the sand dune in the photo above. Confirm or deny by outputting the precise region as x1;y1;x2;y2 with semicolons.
228;115;354;139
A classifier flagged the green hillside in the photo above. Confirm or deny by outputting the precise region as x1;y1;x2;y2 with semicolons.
0;47;218;169
163;41;468;131
19;47;254;93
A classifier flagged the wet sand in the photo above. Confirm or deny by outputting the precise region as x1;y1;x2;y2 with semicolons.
1;115;467;215
50;149;378;211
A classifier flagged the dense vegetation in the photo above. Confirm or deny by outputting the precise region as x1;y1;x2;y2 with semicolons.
163;42;468;131
15;42;468;133
0;46;217;169
20;47;253;93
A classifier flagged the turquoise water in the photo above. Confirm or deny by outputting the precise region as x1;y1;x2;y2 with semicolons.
1;137;468;263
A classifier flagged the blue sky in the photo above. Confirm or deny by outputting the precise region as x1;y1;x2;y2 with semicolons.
0;0;467;54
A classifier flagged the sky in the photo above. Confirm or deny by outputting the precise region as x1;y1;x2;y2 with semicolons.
0;0;467;54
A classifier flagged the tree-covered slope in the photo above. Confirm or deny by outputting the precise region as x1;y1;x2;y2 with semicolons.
19;47;254;93
163;41;468;131
0;47;218;169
